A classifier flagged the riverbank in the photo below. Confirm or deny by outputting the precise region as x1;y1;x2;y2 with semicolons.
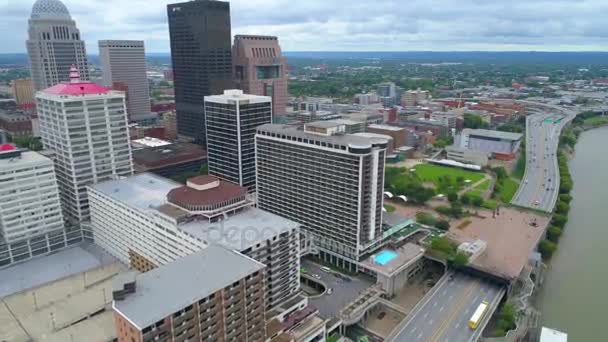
535;126;608;340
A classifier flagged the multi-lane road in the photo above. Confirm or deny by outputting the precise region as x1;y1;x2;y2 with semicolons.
387;272;504;342
511;101;577;212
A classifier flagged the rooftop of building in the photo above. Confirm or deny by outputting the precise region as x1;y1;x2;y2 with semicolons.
90;173;182;211
178;206;298;251
360;243;426;277
257;123;388;148
324;118;364;126
462;128;523;141
353;132;394;141
305;120;344;129
113;245;265;330
540;327;568;342
91;173;299;251
131;137;172;148
204;89;271;104
0;148;52;166
367;124;405;131
31;0;71;20
132;142;207;169
448;207;550;281
39;66;114;97
0;244;124;342
167;175;247;208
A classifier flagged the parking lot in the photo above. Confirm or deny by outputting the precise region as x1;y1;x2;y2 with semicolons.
301;258;375;318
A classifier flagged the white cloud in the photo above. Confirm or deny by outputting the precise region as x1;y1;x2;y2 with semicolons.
0;0;607;53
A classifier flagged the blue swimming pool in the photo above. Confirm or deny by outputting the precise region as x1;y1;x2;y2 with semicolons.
374;250;398;265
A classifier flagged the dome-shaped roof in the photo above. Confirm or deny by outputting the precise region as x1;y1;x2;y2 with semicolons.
31;0;71;20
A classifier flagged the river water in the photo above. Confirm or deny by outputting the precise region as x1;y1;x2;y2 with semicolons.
536;126;608;340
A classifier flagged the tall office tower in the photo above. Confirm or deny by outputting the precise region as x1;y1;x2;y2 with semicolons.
204;90;271;190
89;173;300;311
256;121;388;271
112;245;267;342
11;79;35;106
26;0;88;91
98;40;151;122
0;145;63;243
36;66;133;223
233;35;288;116
167;0;233;143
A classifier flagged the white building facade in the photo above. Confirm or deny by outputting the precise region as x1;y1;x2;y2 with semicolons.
36;67;133;223
89;173;301;310
0;147;64;243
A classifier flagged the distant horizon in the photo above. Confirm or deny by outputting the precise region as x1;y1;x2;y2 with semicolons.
2;50;608;55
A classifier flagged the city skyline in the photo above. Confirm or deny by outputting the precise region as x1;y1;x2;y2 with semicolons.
1;0;608;54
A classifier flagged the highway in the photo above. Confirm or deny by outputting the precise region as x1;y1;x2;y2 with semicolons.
387;272;504;342
511;101;577;212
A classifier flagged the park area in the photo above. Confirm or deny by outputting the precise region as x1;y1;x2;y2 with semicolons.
385;162;525;224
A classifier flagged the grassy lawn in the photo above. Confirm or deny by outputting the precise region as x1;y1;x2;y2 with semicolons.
414;164;485;191
499;178;520;203
384;204;396;213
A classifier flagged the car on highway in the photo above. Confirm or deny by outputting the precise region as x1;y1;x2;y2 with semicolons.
312;274;321;279
327;288;333;295
320;266;332;273
534;200;540;206
525;179;529;184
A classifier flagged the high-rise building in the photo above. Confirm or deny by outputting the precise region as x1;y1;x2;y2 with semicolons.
26;0;88;91
233;35;288;116
204;89;272;190
255;122;387;271
98;40;151;121
89;173;300;310
0;145;63;243
112;245;267;342
167;0;233;142
36;66;133;223
11;79;35;106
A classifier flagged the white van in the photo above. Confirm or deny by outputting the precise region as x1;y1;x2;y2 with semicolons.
320;266;331;273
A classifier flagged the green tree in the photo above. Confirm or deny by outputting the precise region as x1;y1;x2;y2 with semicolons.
430;236;454;255
451;252;469;267
447;192;458;202
435;219;450;231
13;136;43;151
539;240;558;259
472;196;484;207
559;194;572;203
461;194;471;205
416;212;437;226
463;113;489;129
547;226;562;243
552;214;568;228
555;201;570;214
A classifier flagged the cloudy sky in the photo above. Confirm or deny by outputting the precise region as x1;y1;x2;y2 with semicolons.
1;0;607;53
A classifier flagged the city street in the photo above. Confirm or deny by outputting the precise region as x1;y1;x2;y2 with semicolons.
511;101;577;212
387;272;504;342
301;259;374;318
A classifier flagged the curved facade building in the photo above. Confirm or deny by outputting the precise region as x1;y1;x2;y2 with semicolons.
26;0;89;91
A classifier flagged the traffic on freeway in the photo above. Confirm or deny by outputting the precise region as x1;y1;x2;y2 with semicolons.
387;272;504;342
511;102;576;212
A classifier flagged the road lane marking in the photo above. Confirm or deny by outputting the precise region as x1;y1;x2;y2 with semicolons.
427;279;480;342
439;306;444;312
423;312;429;318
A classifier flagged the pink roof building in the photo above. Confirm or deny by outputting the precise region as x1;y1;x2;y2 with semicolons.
232;35;288;116
35;66;133;223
